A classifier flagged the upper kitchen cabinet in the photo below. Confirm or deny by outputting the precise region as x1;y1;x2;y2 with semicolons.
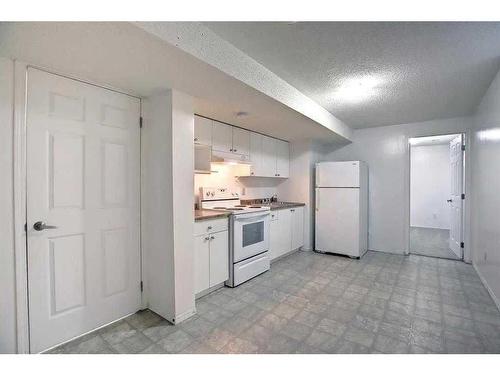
249;132;263;176
212;120;233;153
275;139;290;178
247;135;289;178
193;115;288;178
261;135;277;177
194;115;212;146
212;120;250;160
232;127;250;157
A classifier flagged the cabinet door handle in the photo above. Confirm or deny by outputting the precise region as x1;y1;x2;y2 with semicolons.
233;149;237;152
194;137;199;141
205;236;210;241
207;226;212;230
210;236;215;240
290;209;295;212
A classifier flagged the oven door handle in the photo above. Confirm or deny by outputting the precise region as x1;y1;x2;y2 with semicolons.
233;213;270;222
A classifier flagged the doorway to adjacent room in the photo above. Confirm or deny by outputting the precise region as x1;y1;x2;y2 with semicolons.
409;133;465;260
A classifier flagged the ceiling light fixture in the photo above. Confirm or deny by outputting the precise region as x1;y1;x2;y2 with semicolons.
409;134;459;146
333;75;384;104
477;128;500;142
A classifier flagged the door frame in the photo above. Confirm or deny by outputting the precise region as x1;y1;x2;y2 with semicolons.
404;131;471;262
13;61;145;353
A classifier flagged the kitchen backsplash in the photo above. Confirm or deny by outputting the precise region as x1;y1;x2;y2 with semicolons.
194;163;284;203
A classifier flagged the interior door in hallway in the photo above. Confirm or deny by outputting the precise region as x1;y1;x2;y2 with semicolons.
26;68;141;352
449;134;464;259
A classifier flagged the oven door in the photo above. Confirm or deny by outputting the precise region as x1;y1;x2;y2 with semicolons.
232;211;270;263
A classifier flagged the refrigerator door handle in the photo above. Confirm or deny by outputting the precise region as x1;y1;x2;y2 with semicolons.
316;189;319;211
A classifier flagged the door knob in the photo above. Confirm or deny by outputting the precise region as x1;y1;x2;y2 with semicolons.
447;199;453;203
33;221;58;231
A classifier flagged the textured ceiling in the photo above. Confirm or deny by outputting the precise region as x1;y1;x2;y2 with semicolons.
0;22;350;143
204;22;500;129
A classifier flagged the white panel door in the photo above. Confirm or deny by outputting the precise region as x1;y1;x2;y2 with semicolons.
212;121;233;153
209;231;229;287
232;127;250;159
316;161;360;188
449;135;463;259
194;235;210;294
194;115;212;146
26;68;141;353
315;188;360;257
249;132;263;176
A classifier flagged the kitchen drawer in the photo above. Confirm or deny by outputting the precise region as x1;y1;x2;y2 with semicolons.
194;218;228;236
233;252;270;287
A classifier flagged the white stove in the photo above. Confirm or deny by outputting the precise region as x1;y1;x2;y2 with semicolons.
199;187;271;287
199;187;270;215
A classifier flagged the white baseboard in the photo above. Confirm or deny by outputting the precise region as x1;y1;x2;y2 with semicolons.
473;262;500;313
270;247;301;264
367;248;406;255
195;282;225;300
173;308;196;325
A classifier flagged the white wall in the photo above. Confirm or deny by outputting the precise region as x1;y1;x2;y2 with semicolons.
0;57;16;353
472;67;500;309
142;90;195;324
321;117;471;254
171;91;196;321
410;144;451;230
194;163;282;204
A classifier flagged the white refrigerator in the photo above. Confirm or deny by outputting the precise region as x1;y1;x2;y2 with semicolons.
315;161;368;258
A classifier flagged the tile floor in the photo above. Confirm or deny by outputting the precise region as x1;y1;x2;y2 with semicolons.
410;226;460;260
48;250;500;354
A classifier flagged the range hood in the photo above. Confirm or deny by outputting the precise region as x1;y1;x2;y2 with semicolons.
211;150;252;165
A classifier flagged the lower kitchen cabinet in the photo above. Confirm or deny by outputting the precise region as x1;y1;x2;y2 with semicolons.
194;235;210;295
269;206;304;261
270;209;291;260
290;207;304;251
208;231;229;287
194;223;229;296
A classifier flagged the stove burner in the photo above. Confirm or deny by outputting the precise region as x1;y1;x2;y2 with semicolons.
235;205;247;207
213;206;227;209
226;208;244;211
249;206;262;208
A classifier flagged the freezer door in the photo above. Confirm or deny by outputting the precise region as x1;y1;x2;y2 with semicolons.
315;188;360;257
316;161;360;187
